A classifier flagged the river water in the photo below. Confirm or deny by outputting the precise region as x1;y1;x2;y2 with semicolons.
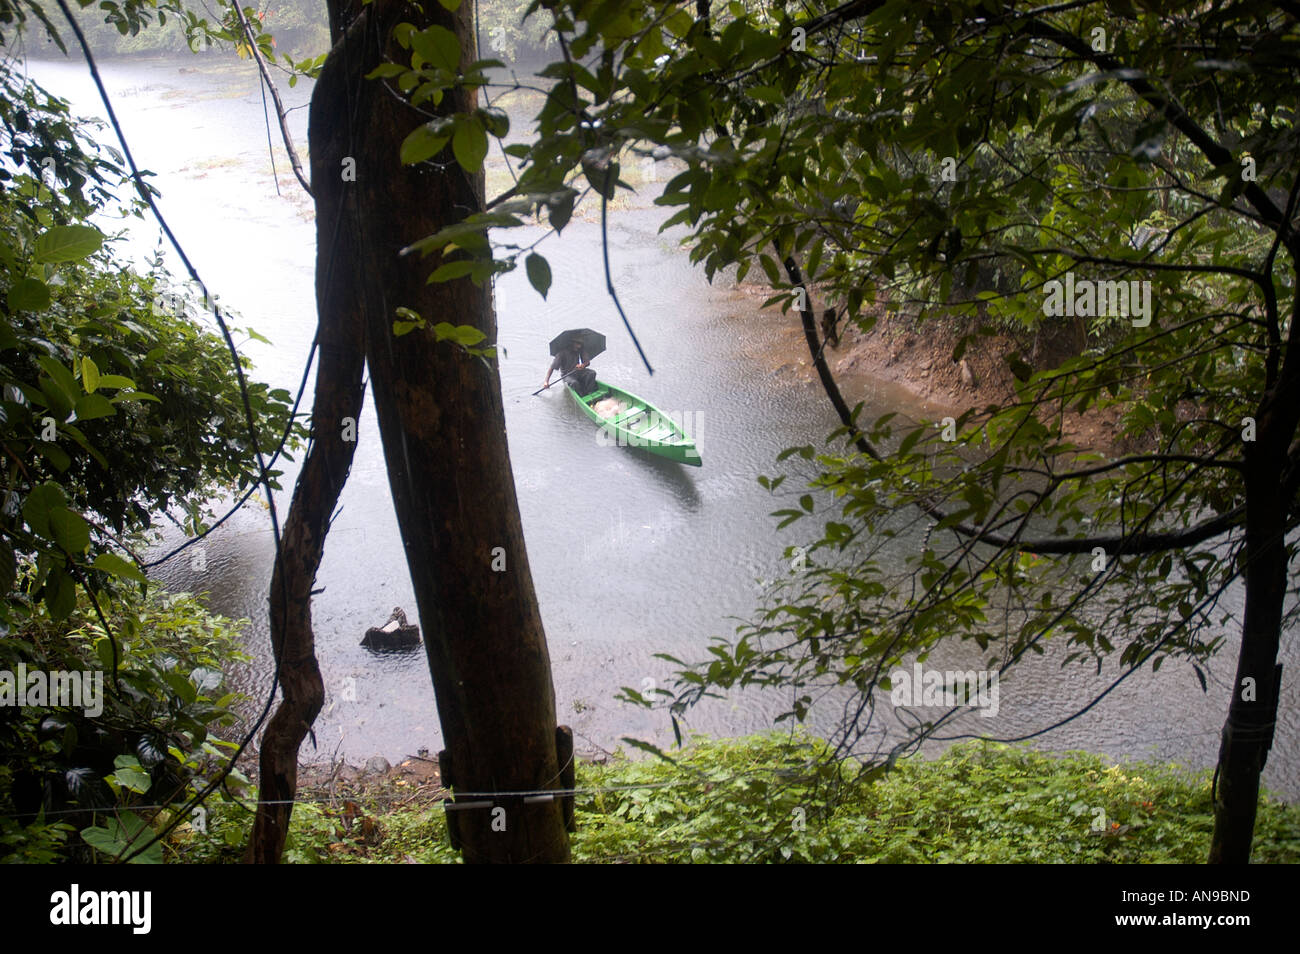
23;53;1297;797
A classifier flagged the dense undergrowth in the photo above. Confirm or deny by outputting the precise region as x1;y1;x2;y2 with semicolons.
0;590;251;864
173;734;1300;864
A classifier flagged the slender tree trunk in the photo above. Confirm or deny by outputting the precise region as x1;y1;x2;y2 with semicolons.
1210;401;1293;861
315;0;569;862
1210;277;1300;861
1209;496;1283;862
247;290;366;860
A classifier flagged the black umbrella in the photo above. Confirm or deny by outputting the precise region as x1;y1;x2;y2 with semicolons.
534;329;607;396
549;328;606;360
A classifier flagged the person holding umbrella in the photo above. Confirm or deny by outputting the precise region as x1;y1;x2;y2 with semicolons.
541;328;605;396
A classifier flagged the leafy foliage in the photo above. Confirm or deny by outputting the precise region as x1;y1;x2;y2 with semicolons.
57;0;560;80
174;734;1300;864
411;2;1300;799
1;11;296;863
1;52;297;623
477;0;556;63
0;588;251;863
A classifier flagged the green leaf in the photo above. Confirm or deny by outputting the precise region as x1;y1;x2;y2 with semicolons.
22;482;68;539
437;0;462;9
57;425;107;470
393;306;425;336
582;154;620;199
7;277;50;312
74;393;116;421
45;568;76;621
478;106;509;138
546;190;576;232
525;253;552;298
433;322;487;347
772;509;805;529
162;671;197;705
38;378;73;419
49;506;90;553
400;120;453;165
95;374;138;390
95;637;116;671
37;356;79;401
35;441;71;472
81;813;162;864
1007;354;1033;382
403;220;491;258
365;63;407;79
81;356;101;393
112;756;151;794
427;260;477;283
452;115;488;173
34;225;103;263
411;24;461;72
776;445;814;462
93;552;148;585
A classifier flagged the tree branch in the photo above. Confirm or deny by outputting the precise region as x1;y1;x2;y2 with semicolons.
1023;17;1291;235
779;252;1247;557
231;2;312;197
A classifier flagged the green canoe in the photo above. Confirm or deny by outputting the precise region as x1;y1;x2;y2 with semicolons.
568;380;702;466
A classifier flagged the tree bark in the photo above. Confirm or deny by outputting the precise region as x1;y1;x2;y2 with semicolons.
247;284;366;860
314;0;569;862
1210;379;1297;861
1209;493;1284;862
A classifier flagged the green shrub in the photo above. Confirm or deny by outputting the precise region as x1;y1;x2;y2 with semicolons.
171;734;1300;864
0;587;251;863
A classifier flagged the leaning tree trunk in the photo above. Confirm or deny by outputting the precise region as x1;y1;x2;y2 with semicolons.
313;0;570;862
247;281;366;859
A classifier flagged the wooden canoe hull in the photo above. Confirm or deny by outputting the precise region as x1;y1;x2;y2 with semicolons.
568;380;702;466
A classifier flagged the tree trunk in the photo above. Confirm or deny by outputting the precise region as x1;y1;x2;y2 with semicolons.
247;284;366;860
1209;392;1293;862
314;0;569;862
1210;269;1300;862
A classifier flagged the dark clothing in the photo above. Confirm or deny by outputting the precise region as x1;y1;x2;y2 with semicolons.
550;345;583;375
569;368;598;394
550;346;598;395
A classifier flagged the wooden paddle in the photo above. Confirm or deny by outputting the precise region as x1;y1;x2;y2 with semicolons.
532;365;587;396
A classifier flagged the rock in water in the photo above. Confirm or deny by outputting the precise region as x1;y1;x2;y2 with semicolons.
362;606;421;650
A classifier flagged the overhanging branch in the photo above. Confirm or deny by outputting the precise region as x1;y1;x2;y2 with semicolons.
1023;17;1291;235
779;252;1247;557
231;2;313;197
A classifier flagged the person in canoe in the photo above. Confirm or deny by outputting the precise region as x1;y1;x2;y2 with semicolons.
543;339;598;395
